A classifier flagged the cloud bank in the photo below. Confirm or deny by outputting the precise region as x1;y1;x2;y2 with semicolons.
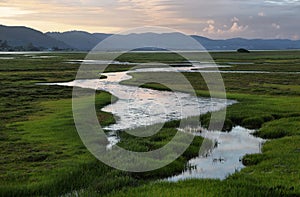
0;0;299;39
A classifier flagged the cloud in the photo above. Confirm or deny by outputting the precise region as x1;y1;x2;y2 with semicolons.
207;20;215;25
264;0;300;5
203;24;215;34
0;0;299;39
272;23;280;29
0;7;33;18
292;34;299;40
231;17;239;22
203;20;248;36
229;22;248;33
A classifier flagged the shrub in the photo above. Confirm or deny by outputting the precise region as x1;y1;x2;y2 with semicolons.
237;48;250;53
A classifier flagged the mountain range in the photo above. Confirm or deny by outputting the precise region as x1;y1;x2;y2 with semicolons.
0;25;69;50
1;24;300;51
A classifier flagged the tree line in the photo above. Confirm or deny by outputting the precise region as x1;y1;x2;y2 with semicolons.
0;40;66;51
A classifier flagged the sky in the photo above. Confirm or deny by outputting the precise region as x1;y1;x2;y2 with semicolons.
0;0;299;39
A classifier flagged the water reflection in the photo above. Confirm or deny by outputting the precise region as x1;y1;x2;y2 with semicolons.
50;71;235;131
166;126;265;181
45;65;265;180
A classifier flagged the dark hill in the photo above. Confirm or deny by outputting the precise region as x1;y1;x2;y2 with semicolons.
0;25;70;49
46;31;112;50
1;24;300;51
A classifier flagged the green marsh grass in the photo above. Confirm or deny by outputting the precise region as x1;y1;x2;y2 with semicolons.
1;51;300;196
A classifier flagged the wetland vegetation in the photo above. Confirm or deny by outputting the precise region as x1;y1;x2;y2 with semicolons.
1;51;300;196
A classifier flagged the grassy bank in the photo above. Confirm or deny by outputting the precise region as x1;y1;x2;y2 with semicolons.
0;53;202;196
1;51;300;196
1;90;202;196
111;51;300;196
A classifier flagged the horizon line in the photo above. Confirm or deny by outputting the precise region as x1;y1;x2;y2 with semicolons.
1;24;299;41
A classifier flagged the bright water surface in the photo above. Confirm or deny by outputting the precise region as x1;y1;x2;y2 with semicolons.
45;63;265;180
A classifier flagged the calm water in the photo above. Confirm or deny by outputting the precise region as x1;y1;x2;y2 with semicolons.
133;66;300;74
45;64;266;180
49;70;235;131
167;126;265;181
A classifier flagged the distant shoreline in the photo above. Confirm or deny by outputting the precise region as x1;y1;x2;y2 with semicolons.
0;49;300;55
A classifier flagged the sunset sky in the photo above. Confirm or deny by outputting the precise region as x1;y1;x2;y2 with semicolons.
0;0;299;39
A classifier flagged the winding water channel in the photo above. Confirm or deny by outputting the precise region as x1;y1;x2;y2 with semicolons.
46;64;265;180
